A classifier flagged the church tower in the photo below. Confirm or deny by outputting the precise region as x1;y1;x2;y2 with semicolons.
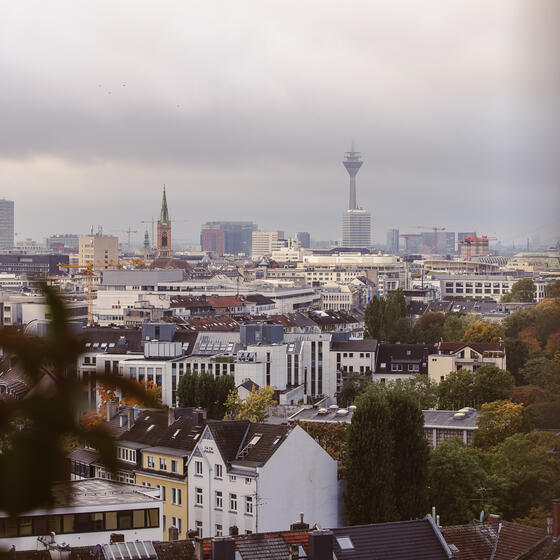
157;186;171;258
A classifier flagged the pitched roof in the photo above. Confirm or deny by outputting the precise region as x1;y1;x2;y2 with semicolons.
207;420;250;462
118;410;169;446
441;521;549;560
377;343;436;363
244;294;276;305
82;327;143;353
437;341;505;354
206;295;245;309
331;339;378;353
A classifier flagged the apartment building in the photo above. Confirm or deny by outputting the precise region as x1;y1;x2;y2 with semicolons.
78;234;119;269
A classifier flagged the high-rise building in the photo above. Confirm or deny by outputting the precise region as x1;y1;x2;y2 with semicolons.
78;234;119;269
296;232;311;249
201;229;226;255
341;146;371;248
386;229;400;254
251;230;285;258
200;221;257;255
342;210;371;248
0;199;14;250
157;187;171;258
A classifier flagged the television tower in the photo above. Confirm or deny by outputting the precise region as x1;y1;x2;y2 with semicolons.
343;143;363;210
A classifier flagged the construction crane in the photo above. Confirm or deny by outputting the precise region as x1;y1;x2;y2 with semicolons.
112;227;138;253
416;226;447;254
58;263;95;326
399;234;415;256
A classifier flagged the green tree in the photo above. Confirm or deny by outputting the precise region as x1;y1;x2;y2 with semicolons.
503;307;537;339
345;391;397;524
473;400;529;449
337;372;369;407
413;312;445;344
364;296;384;339
525;401;560;429
462;321;505;343
504;338;529;384
387;391;429;519
544;280;560;299
392;374;439;409
438;369;475;409
473;366;515;405
501;278;536;303
442;313;475;341
428;438;486;525
225;385;275;422
519;355;560;393
364;289;409;343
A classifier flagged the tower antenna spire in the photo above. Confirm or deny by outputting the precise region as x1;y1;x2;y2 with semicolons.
343;143;363;210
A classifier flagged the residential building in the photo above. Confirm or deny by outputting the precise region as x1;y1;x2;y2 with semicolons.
0;479;163;549
157;186;172;258
186;421;338;538
0;199;14;250
251;230;284;258
428;341;506;382
78;234;119;269
375;344;436;381
200;221;257;256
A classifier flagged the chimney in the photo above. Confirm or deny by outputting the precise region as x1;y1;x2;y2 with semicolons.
127;407;135;428
106;401;117;422
308;530;333;560
553;499;560;541
194;537;204;560
212;537;235;560
488;514;501;524
133;404;140;420
168;526;179;541
119;415;128;428
290;512;310;531
110;533;124;543
168;407;175;427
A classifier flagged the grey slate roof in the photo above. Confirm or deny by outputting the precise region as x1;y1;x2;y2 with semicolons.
331;339;378;353
423;410;478;429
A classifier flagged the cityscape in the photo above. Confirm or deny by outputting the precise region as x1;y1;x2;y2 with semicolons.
1;2;559;559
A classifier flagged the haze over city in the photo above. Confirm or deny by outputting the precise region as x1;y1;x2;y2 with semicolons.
2;0;559;247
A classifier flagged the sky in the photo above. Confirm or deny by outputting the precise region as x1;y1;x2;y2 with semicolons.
1;0;559;248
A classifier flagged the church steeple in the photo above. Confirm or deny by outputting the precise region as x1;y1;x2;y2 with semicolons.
157;185;171;258
160;185;170;225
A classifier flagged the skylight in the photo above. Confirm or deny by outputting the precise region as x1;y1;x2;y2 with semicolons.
248;434;263;446
172;429;181;438
336;537;354;550
146;424;156;432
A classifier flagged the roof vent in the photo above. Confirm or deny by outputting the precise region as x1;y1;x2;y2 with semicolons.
317;408;328;415
336;409;349;416
348;405;357;411
453;412;466;420
329;404;338;410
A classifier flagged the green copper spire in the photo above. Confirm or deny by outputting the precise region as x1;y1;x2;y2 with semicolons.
159;185;170;224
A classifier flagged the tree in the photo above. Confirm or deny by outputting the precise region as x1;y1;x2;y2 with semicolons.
545;280;560;299
510;385;558;406
462;321;505;343
225;385;275;422
428;438;486;525
504;338;529;384
442;313;476;342
473;366;515;405
518;326;541;352
519;356;560;393
501;278;536;303
363;289;409;343
545;330;560;355
364;296;383;339
473;400;529;449
120;379;162;407
391;374;439;410
387;391;429;519
0;284;155;515
525;401;560;429
345;391;397;524
413;312;445;344
503;307;537;339
534;298;560;347
438;369;475;409
337;373;369;407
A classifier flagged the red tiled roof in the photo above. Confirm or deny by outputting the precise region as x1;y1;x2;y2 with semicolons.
207;296;245;309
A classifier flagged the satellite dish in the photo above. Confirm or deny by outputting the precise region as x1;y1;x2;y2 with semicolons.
480;510;485;522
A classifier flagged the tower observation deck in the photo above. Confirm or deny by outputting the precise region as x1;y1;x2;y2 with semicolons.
343;145;363;210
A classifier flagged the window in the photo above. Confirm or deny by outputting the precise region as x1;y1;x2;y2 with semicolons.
196;488;203;506
171;517;182;534
195;460;203;475
245;496;253;514
215;490;223;509
159;458;167;470
245;477;251;485
171;460;178;473
195;520;203;536
216;523;223;537
230;493;237;511
229;475;237;482
147;456;155;469
171;488;182;505
215;464;223;478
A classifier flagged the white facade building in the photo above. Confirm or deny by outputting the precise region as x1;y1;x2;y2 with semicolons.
186;421;338;538
342;209;371;248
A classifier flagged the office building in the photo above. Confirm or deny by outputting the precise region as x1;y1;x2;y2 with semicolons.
78;234;119;269
200;221;257;256
296;231;311;249
0;253;69;276
386;228;399;253
46;233;79;253
251;230;284;258
0;199;14;250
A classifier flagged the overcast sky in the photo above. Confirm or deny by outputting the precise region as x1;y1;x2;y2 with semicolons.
1;1;559;248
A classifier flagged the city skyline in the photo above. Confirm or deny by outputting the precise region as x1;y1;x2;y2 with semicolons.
2;1;559;246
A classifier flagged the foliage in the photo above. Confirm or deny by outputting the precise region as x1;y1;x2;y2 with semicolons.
503;307;537;339
345;391;397;524
514;506;552;529
387;391;429;519
413;312;445;344
177;370;235;419
545;280;560;298
510;385;558;406
473;366;515;405
337;372;370;407
462;321;505;343
224;385;275;422
120;379;162;407
437;369;476;409
545;330;560;355
473;400;529;449
482;433;559;520
0;284;156;515
428;438;486;525
504;338;529;384
295;420;348;476
525;401;560;429
391;374;439;410
519;355;560;393
501;278;536;303
80;411;105;430
442;313;476;342
363;289;411;343
518;326;541;352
